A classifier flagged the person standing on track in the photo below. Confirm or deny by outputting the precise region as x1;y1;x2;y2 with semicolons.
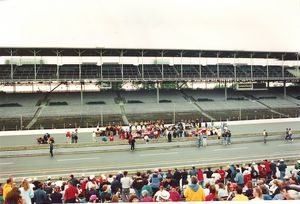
263;129;268;144
49;140;54;158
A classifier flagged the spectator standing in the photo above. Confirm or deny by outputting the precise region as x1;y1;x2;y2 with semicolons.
50;186;62;203
3;178;13;201
66;131;71;144
278;159;287;180
150;170;162;195
19;179;34;204
120;171;132;202
197;168;204;187
234;169;244;187
4;187;24;204
34;184;47;204
64;182;78;203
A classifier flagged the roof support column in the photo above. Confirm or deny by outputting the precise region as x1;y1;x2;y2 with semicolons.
281;54;285;78
33;50;37;80
199;52;202;79
100;50;103;80
10;50;13;80
161;51;164;80
283;80;286;98
266;54;269;80
56;50;60;80
250;53;253;80
234;53;237;82
180;51;183;78
78;50;82;81
156;81;160;104
224;81;227;101
217;52;219;79
120;50;124;80
141;50;144;80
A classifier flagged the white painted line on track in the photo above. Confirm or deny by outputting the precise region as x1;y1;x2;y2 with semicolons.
277;143;300;147
139;152;178;157
0;162;14;165
213;147;248;151
57;157;98;162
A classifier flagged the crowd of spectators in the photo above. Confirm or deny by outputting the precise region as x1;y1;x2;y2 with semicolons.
1;159;299;203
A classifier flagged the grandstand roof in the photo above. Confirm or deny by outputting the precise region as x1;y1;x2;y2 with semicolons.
0;47;299;60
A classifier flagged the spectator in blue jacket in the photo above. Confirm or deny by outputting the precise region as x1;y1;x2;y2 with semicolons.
277;159;287;181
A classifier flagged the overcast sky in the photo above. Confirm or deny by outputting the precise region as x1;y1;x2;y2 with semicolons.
0;0;300;52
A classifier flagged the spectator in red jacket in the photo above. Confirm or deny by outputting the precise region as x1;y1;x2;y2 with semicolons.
263;159;271;180
217;167;225;183
197;168;204;187
64;182;78;203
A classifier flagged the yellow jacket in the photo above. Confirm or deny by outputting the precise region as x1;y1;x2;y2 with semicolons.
232;194;249;201
3;183;12;200
184;185;205;201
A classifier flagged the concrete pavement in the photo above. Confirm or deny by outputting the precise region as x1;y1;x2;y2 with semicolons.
0;139;299;182
0;134;299;158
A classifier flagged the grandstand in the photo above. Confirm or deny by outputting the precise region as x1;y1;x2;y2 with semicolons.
0;48;299;130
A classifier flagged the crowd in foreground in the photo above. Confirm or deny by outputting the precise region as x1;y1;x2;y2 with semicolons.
1;159;300;203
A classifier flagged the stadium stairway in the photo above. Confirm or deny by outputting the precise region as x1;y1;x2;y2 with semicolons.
116;91;129;125
243;94;289;118
180;90;216;121
25;83;63;129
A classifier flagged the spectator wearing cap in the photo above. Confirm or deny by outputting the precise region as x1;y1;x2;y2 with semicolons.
141;178;153;197
19;179;34;204
140;190;153;202
278;159;287;181
157;189;170;202
64;181;79;203
50;186;62;203
184;176;205;201
34;183;47;204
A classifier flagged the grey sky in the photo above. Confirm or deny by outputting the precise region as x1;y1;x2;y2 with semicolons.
0;0;300;52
